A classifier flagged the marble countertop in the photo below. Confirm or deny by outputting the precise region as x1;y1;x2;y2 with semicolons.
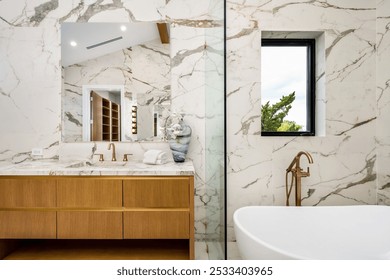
0;159;195;176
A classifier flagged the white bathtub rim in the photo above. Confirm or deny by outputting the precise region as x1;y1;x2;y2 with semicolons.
233;205;390;260
234;206;305;260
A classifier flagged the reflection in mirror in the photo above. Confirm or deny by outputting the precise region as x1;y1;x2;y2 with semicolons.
81;85;124;142
61;22;171;142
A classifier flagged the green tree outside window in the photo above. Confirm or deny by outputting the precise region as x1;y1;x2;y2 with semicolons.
261;92;302;132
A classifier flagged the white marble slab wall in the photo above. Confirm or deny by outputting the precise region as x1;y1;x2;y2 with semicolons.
0;24;61;164
376;0;390;205
0;0;225;247
227;0;379;245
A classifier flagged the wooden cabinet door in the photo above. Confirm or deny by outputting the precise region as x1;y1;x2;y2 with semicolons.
57;211;122;239
123;177;189;208
0;211;56;239
0;178;56;207
57;178;123;239
123;210;189;239
57;178;122;208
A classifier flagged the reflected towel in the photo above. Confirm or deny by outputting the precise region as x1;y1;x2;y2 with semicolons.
143;149;168;165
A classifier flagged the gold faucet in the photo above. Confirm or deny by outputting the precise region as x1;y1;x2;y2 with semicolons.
285;151;313;206
108;143;116;161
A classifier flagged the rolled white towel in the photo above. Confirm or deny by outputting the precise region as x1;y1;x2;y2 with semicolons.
143;149;168;165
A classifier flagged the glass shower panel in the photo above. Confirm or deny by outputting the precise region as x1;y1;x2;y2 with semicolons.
204;0;225;260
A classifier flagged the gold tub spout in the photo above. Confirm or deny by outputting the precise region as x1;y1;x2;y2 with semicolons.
285;151;313;206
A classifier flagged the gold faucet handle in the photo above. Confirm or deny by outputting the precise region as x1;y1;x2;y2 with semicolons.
94;153;104;162
123;153;133;161
300;167;311;177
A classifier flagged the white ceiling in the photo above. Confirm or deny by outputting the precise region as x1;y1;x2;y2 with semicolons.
61;22;160;67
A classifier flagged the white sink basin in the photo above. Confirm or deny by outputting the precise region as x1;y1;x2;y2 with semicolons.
65;160;135;168
90;161;131;167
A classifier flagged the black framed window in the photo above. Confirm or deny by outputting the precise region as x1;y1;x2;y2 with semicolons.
261;38;315;136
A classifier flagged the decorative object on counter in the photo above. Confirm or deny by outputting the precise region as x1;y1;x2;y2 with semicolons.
163;112;192;162
143;149;168;165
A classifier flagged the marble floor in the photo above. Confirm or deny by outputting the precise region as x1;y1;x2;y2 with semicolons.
195;241;242;260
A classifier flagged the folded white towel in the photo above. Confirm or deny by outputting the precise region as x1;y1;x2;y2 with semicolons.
143;149;168;165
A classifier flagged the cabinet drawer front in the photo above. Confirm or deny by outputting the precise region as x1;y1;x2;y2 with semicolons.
0;211;56;239
57;211;122;239
123;211;189;239
57;179;122;208
123;177;189;208
0;178;56;207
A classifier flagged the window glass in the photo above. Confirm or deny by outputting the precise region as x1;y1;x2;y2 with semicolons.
261;39;315;136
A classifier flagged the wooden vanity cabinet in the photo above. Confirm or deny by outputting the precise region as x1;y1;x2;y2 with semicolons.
0;175;194;259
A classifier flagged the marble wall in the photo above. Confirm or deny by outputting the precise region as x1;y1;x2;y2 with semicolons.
226;0;390;252
376;0;390;204
0;0;225;249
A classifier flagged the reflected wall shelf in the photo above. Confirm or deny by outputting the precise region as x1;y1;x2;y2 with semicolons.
91;91;121;142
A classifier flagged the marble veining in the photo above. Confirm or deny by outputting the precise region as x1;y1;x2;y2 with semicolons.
30;0;59;26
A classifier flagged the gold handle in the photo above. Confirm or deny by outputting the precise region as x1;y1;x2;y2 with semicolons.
123;153;133;161
95;153;104;161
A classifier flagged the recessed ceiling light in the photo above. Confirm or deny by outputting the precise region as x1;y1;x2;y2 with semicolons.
120;25;127;32
70;41;77;47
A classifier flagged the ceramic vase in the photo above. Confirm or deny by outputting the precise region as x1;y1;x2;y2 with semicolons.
168;120;192;162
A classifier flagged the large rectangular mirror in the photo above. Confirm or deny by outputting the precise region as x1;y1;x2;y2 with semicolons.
61;22;170;142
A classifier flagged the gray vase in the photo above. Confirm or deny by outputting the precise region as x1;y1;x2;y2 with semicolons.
168;121;191;162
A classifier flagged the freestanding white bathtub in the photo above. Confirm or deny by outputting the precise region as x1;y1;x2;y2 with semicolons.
233;205;390;260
